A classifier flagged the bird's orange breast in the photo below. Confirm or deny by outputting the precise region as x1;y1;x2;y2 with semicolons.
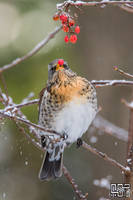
50;70;92;104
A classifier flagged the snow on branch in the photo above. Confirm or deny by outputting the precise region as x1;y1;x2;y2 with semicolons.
91;80;133;87
57;0;133;12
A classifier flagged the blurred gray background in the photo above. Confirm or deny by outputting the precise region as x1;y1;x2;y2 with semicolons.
0;0;133;199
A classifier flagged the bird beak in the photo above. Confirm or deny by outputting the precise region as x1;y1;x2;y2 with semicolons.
56;64;64;71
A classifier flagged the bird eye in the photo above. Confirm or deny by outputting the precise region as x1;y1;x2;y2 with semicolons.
51;66;56;71
63;64;68;69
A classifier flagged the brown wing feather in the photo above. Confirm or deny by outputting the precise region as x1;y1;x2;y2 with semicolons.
38;87;46;119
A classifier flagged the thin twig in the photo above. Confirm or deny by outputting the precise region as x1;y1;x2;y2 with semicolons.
91;80;133;87
62;165;88;200
0;26;62;73
92;115;128;142
113;66;133;79
82;141;128;174
4;99;39;111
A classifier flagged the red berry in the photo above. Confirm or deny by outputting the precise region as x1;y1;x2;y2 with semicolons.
53;14;59;21
69;19;75;26
64;35;69;43
70;35;77;44
58;59;64;65
75;26;80;34
60;14;68;23
62;25;69;32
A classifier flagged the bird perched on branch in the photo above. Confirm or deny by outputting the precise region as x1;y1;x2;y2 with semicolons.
38;59;97;180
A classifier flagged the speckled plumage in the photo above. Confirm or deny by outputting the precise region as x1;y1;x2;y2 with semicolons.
38;59;97;180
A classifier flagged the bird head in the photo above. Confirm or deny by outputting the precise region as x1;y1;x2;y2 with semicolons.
48;59;69;80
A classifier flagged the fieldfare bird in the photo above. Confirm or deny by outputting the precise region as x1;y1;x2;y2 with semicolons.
38;59;97;180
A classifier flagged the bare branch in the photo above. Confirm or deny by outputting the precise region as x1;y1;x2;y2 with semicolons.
0;26;62;73
113;66;133;79
91;80;133;87
92;115;128;142
62;165;88;200
82;141;128;174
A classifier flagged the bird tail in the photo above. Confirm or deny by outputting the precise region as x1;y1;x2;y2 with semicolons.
39;150;63;181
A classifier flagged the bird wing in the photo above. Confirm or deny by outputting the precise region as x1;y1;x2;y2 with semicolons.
38;87;46;121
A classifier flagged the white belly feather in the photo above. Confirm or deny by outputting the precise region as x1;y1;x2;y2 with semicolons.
53;98;96;143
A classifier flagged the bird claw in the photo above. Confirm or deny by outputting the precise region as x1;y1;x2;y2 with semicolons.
76;138;83;148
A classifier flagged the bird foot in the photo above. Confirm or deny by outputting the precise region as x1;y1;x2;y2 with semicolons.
76;138;83;148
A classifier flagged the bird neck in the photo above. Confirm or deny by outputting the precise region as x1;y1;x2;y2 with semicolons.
50;69;76;85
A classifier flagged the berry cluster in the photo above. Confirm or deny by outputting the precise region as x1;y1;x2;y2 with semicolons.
53;13;80;44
